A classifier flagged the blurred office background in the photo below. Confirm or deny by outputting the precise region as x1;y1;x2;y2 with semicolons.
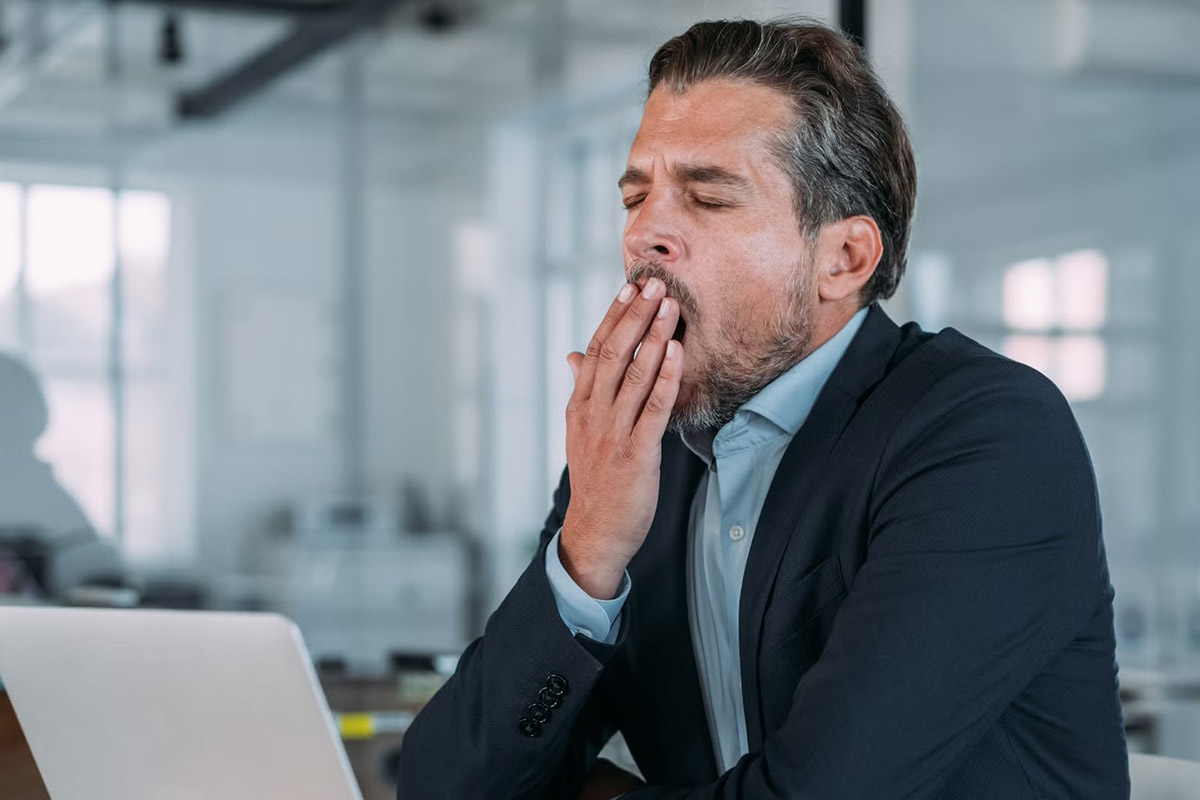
0;0;1198;794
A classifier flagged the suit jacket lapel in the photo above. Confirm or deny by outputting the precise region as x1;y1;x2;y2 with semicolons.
737;304;903;750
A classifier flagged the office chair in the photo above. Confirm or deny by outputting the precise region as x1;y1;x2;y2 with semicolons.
1129;752;1200;800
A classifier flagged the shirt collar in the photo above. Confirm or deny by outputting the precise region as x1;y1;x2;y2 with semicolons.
681;306;869;462
740;305;869;436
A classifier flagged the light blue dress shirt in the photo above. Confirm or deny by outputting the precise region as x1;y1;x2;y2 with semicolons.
546;306;868;772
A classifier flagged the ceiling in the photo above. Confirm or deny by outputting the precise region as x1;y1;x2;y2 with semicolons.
1;0;1197;195
0;0;834;140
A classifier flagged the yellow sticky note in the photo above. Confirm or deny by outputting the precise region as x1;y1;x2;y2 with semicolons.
338;713;375;740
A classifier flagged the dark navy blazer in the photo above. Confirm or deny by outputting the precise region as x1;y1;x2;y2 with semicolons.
398;304;1130;799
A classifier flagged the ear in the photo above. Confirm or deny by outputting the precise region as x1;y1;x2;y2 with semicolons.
816;215;883;304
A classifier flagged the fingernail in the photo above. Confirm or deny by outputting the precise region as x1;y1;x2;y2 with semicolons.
618;284;635;303
642;278;661;299
667;340;679;359
658;298;671;318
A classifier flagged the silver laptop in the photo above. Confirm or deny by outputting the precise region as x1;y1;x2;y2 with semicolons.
0;606;363;800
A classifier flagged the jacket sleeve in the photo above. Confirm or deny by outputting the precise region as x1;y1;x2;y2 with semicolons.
623;355;1110;799
396;466;622;800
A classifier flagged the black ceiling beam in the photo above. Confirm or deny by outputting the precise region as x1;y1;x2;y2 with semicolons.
110;0;351;20
839;0;867;50
175;0;401;120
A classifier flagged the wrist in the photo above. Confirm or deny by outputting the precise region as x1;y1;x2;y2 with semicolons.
559;522;627;600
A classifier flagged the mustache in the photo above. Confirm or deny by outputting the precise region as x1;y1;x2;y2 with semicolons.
626;261;700;321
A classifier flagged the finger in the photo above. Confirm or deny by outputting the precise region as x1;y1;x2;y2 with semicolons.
589;278;667;404
613;296;679;432
567;352;582;381
572;282;638;401
632;338;683;445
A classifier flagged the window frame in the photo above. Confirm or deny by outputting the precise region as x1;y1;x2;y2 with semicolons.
0;172;187;561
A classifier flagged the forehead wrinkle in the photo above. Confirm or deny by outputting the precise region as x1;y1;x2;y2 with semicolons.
626;129;787;199
623;82;799;209
619;161;752;193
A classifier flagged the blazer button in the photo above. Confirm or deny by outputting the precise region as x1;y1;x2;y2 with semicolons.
538;687;561;709
545;674;568;697
527;703;551;724
517;717;542;738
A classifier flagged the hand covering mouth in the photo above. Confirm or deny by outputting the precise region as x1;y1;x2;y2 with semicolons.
633;278;689;342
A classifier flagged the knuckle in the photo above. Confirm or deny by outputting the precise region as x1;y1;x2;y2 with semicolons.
617;437;641;463
585;338;604;359
624;360;648;386
644;392;670;416
598;341;624;366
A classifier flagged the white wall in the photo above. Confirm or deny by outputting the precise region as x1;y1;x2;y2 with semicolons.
168;121;473;574
185;173;342;571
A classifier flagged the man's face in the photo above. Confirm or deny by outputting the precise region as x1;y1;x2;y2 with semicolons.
621;78;817;433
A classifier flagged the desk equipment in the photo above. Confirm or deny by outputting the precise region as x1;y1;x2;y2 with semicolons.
1129;753;1200;800
0;606;363;800
261;496;473;673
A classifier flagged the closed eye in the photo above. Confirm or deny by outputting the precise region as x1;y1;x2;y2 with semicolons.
621;194;730;210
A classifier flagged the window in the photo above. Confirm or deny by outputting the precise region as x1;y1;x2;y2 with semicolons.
1002;248;1108;401
0;183;19;349
0;180;180;562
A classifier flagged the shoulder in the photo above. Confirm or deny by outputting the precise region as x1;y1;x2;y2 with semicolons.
885;323;1074;426
866;323;1095;503
872;324;1094;501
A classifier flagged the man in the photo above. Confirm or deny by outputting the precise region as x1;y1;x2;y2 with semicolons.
398;19;1128;799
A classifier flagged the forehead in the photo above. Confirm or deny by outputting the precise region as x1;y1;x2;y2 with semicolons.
628;78;794;173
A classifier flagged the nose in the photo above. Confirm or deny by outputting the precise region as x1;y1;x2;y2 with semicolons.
623;198;685;265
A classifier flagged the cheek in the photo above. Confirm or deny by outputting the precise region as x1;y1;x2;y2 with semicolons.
685;222;803;337
708;279;779;332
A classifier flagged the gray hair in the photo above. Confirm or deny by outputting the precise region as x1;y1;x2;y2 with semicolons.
647;18;917;306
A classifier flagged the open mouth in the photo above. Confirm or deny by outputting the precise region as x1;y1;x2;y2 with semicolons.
672;317;687;343
635;279;689;343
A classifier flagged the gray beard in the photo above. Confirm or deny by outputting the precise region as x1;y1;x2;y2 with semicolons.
624;254;816;438
668;275;815;437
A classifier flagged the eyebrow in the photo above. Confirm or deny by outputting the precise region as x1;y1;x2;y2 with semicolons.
617;163;752;192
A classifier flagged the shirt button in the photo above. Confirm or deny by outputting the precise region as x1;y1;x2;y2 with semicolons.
577;628;594;639
729;524;745;541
